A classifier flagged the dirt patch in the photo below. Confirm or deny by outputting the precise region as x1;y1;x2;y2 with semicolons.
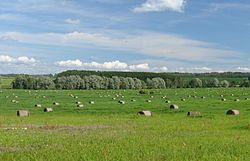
0;124;111;131
0;146;19;153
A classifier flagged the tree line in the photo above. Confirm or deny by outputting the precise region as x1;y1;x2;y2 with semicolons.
10;74;250;90
57;70;250;81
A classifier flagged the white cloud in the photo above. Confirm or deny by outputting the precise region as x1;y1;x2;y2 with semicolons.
129;63;150;70
159;66;168;72
65;18;80;25
193;67;212;71
55;59;150;71
133;0;186;13
0;55;37;64
0;31;239;63
0;55;15;62
237;67;250;72
55;59;82;67
17;56;36;64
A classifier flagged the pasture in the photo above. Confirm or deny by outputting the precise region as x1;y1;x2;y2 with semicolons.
0;88;250;160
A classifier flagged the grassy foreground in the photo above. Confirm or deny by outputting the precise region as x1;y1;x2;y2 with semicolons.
0;88;250;161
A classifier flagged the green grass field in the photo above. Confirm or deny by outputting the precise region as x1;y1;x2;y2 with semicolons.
0;88;250;161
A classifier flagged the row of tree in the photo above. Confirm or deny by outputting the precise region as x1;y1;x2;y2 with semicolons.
11;75;241;90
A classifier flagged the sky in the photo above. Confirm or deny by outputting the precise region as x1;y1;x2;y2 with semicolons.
0;0;250;74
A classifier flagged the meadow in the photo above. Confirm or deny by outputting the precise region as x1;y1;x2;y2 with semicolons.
0;88;250;161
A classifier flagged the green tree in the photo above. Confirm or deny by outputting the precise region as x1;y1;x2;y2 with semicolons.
220;80;230;88
189;78;203;88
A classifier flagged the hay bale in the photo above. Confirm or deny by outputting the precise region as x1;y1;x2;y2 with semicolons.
118;100;125;104
77;104;84;108
131;99;136;102
138;111;152;117
170;104;179;110
226;109;240;115
17;110;30;117
201;96;206;99
11;100;16;103
221;98;227;101
147;100;152;103
35;104;42;107
181;98;186;101
245;98;249;100
44;108;53;112
53;102;59;105
192;95;197;98
187;111;202;117
166;100;171;103
89;101;95;104
234;99;240;102
75;101;82;105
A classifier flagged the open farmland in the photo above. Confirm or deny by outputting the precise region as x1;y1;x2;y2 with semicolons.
0;88;250;160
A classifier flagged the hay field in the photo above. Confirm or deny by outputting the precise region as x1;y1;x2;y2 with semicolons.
0;88;250;160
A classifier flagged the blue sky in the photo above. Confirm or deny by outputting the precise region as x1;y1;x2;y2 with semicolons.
0;0;250;74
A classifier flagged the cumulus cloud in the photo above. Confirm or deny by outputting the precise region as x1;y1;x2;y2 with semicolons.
237;67;250;72
193;67;212;71
0;55;37;64
55;59;82;67
65;18;80;25
133;0;186;13
0;55;15;62
55;59;150;71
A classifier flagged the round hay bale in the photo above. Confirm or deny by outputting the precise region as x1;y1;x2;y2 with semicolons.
170;104;179;110
77;104;84;108
118;100;125;104
35;104;42;107
166;100;171;103
234;99;240;102
44;108;53;112
192;95;197;98
89;101;95;104
226;109;240;115
201;96;206;99
138;111;152;117
221;98;227;101
75;101;82;105
187;111;202;117
17;110;30;117
245;98;249;100
11;100;16;103
181;98;186;101
53;102;59;106
147;100;152;103
131;99;136;102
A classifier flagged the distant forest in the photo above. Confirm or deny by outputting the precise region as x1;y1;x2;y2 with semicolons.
3;70;250;90
57;70;250;80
